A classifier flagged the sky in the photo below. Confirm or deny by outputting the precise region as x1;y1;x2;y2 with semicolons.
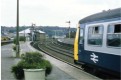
1;0;121;27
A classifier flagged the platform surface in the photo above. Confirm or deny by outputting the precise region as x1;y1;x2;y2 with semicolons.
1;42;101;80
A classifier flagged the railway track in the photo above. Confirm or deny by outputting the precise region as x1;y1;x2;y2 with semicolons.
52;41;73;51
45;43;73;54
32;41;74;64
30;40;84;69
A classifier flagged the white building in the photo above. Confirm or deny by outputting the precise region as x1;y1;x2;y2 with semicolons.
19;28;31;41
19;28;45;41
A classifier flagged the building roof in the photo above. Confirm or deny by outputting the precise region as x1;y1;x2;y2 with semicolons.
19;28;45;34
19;28;30;34
79;8;121;24
37;30;45;34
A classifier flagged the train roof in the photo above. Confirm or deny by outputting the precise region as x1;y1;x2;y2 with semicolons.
79;8;121;24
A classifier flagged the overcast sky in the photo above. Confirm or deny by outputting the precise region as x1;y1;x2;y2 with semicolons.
1;0;121;27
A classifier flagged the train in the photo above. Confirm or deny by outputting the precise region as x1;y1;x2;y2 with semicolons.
74;8;121;77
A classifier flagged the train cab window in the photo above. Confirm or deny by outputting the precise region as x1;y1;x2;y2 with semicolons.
80;29;83;44
88;26;103;45
107;24;121;47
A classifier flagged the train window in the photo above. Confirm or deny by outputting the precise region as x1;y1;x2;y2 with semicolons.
93;26;99;34
80;29;83;44
114;24;121;33
88;26;103;45
107;24;121;47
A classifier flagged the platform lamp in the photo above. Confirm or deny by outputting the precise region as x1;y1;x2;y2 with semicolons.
16;0;20;57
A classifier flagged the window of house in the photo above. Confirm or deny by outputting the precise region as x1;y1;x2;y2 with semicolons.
88;25;103;45
107;24;121;47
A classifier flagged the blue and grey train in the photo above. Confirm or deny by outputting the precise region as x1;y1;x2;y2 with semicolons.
74;8;121;77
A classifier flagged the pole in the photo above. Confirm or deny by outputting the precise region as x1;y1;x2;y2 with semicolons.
55;30;56;38
24;25;26;42
31;23;35;42
16;0;20;57
66;21;71;38
31;24;33;42
68;21;70;38
33;24;35;41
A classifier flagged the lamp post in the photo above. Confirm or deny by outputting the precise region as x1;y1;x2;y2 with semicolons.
16;0;20;57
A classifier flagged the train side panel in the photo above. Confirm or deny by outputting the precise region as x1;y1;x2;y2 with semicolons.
76;20;121;76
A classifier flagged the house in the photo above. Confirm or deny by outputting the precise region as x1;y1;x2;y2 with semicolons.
34;30;46;41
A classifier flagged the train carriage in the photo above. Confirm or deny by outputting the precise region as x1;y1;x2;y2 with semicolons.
74;8;121;77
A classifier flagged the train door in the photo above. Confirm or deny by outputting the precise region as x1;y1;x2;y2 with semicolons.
78;28;85;63
74;24;84;63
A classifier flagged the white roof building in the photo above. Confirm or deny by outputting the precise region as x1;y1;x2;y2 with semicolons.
19;28;45;37
38;30;45;34
19;28;45;34
19;28;31;34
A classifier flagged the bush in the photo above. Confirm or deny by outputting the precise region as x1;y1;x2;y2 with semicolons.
44;60;52;76
12;45;16;51
13;38;16;44
13;36;26;44
19;36;26;41
22;52;43;64
11;52;52;79
11;65;24;79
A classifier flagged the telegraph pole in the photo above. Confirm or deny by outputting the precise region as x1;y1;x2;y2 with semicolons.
16;0;20;57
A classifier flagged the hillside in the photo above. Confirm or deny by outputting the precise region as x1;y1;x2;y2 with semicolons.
1;26;76;37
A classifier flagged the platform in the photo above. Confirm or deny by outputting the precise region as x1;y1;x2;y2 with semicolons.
1;42;101;80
